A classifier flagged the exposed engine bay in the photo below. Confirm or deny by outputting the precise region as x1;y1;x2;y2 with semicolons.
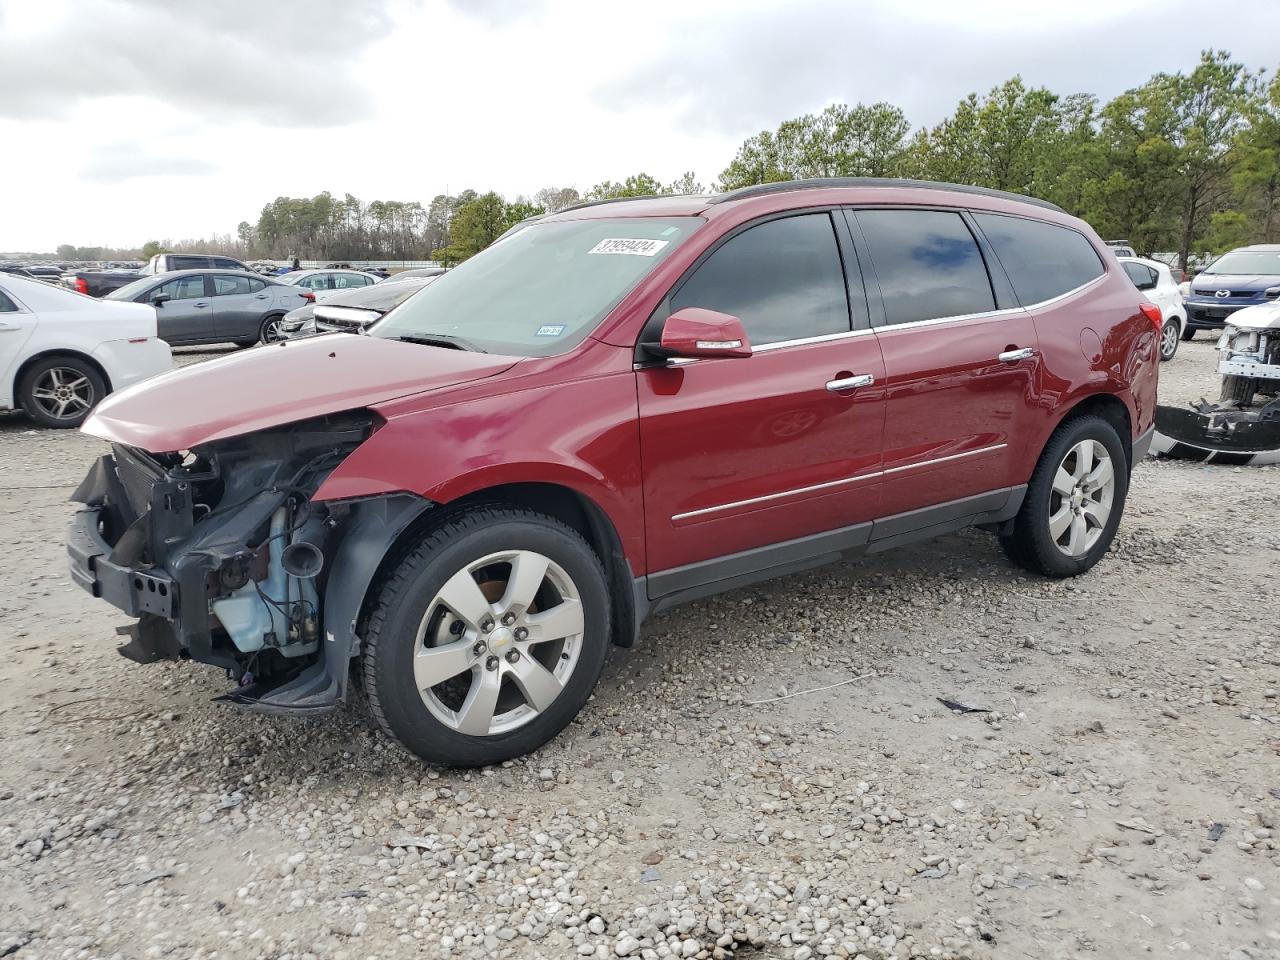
67;410;432;711
1152;302;1280;465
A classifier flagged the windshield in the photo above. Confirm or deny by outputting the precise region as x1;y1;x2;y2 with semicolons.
1203;250;1280;276
371;216;701;356
106;276;159;301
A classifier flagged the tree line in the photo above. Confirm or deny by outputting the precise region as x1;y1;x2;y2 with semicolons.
50;50;1279;270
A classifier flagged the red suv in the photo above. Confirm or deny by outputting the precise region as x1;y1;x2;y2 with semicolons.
68;179;1160;766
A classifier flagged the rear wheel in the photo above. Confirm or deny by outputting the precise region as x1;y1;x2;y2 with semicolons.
258;314;286;344
18;356;106;428
1159;320;1180;361
362;505;610;767
1000;415;1128;578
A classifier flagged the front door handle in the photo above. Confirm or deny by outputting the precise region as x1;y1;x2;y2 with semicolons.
254;294;269;299
194;301;209;309
997;347;1036;363
826;374;876;392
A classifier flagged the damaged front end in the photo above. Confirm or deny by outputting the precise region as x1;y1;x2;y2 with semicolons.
1152;304;1280;465
67;410;431;712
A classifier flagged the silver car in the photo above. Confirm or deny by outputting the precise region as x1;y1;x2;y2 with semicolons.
106;270;309;346
280;275;438;338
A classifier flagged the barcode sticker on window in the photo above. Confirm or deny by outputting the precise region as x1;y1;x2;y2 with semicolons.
587;238;669;257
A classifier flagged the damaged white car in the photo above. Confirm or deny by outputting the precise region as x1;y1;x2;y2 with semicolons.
1153;301;1280;464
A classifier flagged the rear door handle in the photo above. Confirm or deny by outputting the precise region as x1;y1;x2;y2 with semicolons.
194;301;209;309
826;374;876;392
254;294;269;299
997;347;1036;363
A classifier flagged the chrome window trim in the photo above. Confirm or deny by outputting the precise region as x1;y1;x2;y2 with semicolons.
871;268;1108;334
670;443;1007;521
633;328;876;369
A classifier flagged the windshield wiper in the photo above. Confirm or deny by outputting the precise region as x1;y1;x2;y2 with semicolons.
388;333;486;353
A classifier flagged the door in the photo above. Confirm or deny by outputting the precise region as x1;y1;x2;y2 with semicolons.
637;212;886;587
0;285;38;403
146;274;212;344
211;274;269;340
851;208;1041;519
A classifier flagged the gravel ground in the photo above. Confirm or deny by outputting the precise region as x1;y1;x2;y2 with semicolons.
1;340;1278;960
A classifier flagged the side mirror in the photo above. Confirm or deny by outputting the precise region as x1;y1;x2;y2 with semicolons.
647;308;752;360
151;293;170;306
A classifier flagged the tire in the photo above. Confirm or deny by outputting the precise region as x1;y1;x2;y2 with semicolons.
1180;327;1196;341
258;314;286;344
1159;319;1180;361
1220;375;1257;404
17;355;106;428
363;504;611;767
234;340;257;349
999;414;1129;578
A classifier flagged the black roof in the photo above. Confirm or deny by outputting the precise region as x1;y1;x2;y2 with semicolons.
708;177;1066;214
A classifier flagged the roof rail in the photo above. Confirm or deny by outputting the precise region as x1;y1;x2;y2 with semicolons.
555;193;709;215
709;177;1066;214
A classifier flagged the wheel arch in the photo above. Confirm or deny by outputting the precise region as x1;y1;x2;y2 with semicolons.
13;349;114;404
1051;392;1133;468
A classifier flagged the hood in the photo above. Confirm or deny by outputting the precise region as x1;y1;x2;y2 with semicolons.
83;333;521;452
1193;275;1280;293
1224;302;1280;332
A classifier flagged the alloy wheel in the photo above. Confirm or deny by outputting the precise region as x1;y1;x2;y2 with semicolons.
30;366;96;422
1160;321;1179;359
260;317;286;343
413;550;585;736
1048;439;1115;558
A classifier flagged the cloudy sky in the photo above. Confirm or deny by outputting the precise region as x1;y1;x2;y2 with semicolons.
3;0;1278;252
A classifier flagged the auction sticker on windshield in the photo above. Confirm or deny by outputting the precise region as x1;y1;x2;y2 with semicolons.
588;238;670;257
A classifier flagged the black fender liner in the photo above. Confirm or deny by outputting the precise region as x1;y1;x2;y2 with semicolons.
226;493;433;714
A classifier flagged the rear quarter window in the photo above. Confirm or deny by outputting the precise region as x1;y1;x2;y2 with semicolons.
974;213;1105;305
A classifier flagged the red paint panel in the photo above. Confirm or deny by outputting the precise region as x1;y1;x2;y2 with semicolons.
637;336;886;573
875;312;1041;517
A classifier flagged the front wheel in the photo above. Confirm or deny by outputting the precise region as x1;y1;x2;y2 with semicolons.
362;505;611;767
1000;415;1128;578
1159;320;1180;361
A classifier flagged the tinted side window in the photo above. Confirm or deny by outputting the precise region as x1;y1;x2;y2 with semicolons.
1122;262;1157;289
213;258;242;270
856;209;995;326
0;290;17;312
247;277;266;292
669;213;849;346
156;275;206;301
974;213;1105;305
334;274;370;290
213;275;252;296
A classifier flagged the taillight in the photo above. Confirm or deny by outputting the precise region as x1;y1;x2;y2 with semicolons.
300;291;315;302
1138;302;1163;333
73;277;89;295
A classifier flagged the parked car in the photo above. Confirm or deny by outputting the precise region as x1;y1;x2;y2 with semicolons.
67;178;1159;767
0;273;171;428
139;253;251;275
1106;240;1137;258
61;267;141;298
1119;256;1186;360
280;275;438;338
1181;244;1280;340
276;269;381;302
105;270;309;345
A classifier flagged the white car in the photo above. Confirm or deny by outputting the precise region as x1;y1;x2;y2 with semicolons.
1216;301;1280;403
0;273;172;428
276;269;381;304
1119;256;1186;361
